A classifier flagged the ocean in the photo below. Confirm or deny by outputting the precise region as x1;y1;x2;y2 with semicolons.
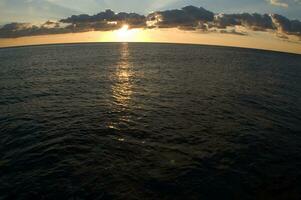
0;43;301;200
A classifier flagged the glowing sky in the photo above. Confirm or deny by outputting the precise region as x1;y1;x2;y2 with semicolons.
1;27;300;54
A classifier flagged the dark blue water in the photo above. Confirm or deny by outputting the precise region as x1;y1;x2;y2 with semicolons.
0;43;301;200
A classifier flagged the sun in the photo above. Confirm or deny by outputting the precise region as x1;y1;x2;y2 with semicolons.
116;24;131;39
120;24;129;32
98;24;149;42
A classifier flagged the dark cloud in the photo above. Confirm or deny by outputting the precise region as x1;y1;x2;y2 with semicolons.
147;6;214;29
214;13;274;31
0;22;70;38
0;5;300;39
0;9;146;38
60;9;146;28
147;7;300;37
271;14;301;36
0;23;39;38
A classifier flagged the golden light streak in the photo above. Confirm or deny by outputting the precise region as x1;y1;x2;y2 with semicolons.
112;42;133;106
107;43;134;130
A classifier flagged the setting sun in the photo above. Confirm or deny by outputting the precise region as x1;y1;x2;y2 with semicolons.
119;24;129;33
116;24;132;40
98;24;149;42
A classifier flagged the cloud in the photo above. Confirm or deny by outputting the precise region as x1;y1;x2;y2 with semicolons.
60;9;146;28
214;13;274;31
0;5;300;39
268;0;289;8
0;22;71;38
146;6;214;29
271;14;301;36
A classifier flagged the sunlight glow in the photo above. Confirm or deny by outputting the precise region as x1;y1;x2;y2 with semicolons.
1;28;300;54
116;25;133;41
119;24;129;32
103;24;149;42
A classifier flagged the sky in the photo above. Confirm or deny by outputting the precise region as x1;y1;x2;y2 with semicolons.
1;0;301;23
0;0;300;54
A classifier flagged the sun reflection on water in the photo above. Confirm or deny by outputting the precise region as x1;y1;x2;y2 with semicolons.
108;43;134;130
112;43;133;105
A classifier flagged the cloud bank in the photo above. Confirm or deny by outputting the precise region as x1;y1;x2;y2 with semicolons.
0;5;300;39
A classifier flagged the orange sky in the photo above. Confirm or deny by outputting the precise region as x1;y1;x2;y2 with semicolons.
0;27;300;54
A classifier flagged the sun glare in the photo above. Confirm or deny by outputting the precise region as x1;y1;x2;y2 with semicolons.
120;24;129;32
116;24;131;40
98;24;149;42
